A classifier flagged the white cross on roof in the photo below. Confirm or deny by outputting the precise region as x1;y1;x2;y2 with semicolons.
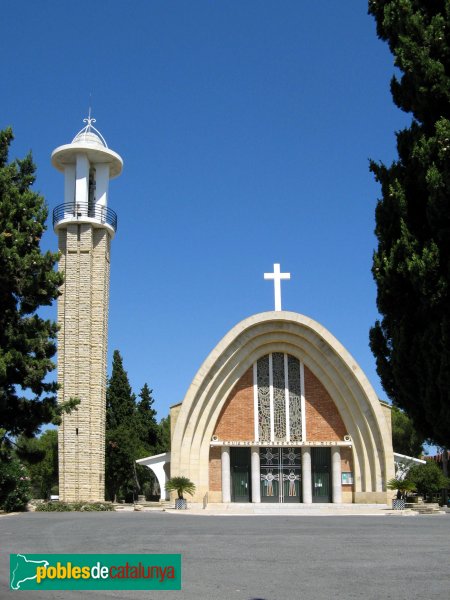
264;263;291;311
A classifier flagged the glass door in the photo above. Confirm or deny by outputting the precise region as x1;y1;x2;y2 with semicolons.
231;448;251;502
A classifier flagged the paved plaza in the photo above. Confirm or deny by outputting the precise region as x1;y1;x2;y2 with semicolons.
1;511;449;599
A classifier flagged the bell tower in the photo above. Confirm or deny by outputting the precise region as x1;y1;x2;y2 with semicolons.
52;115;123;502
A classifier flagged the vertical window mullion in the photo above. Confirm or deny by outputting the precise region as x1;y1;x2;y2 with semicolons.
284;353;290;442
279;448;283;503
300;361;306;441
253;362;259;441
269;353;274;442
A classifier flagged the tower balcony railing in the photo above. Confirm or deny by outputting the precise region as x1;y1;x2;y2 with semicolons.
53;202;118;233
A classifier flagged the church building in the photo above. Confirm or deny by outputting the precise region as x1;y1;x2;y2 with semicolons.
139;264;394;505
50;120;393;506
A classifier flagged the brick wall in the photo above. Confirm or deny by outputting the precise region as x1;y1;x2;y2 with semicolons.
213;364;347;443
214;368;254;440
304;366;347;441
209;447;222;492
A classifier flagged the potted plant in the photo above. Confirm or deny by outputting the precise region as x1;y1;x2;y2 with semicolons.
165;476;196;509
387;477;416;509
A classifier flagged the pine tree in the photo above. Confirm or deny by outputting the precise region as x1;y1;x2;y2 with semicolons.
0;128;65;442
106;350;136;430
368;1;450;446
105;350;140;501
157;415;171;453
18;429;58;498
136;383;158;451
105;351;167;501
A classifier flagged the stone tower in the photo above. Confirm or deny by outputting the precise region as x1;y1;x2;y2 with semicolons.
52;116;123;502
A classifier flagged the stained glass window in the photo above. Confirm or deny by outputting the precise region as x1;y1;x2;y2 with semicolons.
272;353;286;441
256;353;303;442
288;356;302;441
257;355;271;442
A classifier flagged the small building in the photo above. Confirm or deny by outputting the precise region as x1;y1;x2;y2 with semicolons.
140;265;394;505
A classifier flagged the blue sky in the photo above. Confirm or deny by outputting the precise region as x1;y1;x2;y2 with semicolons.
2;2;412;423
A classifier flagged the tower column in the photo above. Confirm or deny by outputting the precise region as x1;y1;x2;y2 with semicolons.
75;153;89;208
53;116;123;503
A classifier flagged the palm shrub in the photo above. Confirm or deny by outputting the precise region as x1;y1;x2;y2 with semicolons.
386;477;416;499
165;476;195;500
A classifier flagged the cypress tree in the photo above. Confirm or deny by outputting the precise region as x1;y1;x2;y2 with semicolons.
106;350;136;430
105;350;140;501
136;383;158;451
369;1;450;446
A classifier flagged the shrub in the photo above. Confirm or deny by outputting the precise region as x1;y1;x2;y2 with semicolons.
407;462;450;499
35;501;72;512
77;502;114;512
0;456;31;512
35;501;114;512
386;477;416;499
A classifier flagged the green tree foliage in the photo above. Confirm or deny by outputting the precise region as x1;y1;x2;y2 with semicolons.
386;476;416;498
391;406;425;457
0;440;31;511
134;383;161;498
105;351;164;501
157;415;171;453
136;383;158;450
106;350;136;430
18;429;58;499
105;349;171;501
368;1;450;446
407;460;450;497
0;128;66;441
106;424;143;502
105;351;138;501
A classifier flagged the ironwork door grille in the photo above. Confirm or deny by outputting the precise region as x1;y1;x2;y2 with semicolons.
260;447;302;503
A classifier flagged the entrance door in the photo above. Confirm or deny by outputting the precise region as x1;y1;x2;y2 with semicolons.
311;447;331;502
260;447;302;503
231;448;251;502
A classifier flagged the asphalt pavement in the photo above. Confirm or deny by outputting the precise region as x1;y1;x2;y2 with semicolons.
1;511;449;600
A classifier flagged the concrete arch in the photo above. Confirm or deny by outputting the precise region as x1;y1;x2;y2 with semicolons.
171;311;394;503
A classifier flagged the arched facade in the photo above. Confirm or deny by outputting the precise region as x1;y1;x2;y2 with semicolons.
170;311;394;504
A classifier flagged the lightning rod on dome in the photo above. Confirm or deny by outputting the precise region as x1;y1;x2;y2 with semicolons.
72;108;108;148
